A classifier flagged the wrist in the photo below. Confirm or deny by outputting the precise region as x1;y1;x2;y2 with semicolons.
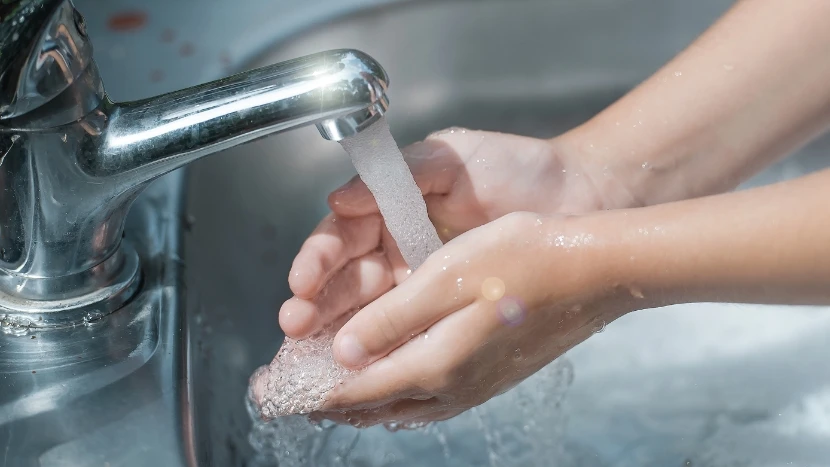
535;213;664;325
547;132;646;212
572;208;685;314
554;122;709;210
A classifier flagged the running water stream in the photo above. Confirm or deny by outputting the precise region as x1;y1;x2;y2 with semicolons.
246;118;574;466
339;118;444;269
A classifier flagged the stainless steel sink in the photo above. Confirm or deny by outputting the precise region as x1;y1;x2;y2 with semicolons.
185;0;830;466
3;0;827;466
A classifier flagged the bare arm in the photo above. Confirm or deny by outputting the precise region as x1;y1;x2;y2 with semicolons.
595;167;830;308
561;0;830;208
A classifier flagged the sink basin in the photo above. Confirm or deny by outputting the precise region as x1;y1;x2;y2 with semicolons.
2;0;826;465
184;0;830;466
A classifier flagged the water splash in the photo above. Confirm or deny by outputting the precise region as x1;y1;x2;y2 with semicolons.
249;313;359;419
247;358;575;466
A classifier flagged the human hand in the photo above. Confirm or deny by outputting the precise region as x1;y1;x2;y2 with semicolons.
310;212;629;427
326;128;623;241
280;129;625;339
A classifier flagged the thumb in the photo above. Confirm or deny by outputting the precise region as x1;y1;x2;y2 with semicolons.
328;137;465;217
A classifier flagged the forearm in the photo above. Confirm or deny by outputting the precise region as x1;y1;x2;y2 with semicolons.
563;0;830;208
600;168;830;308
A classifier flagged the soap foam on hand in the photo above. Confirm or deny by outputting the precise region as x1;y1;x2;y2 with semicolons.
249;117;444;421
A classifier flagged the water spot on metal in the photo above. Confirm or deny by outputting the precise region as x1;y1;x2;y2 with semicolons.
220;50;232;71
161;28;175;43
179;42;195;57
150;69;164;83
107;11;148;32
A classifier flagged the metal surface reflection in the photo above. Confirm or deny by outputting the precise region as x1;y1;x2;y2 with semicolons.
0;0;388;327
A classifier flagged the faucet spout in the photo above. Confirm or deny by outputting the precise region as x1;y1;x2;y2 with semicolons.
96;49;389;181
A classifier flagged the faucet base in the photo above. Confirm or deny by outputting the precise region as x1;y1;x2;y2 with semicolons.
0;246;142;328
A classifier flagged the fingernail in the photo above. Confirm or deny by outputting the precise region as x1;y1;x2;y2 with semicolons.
334;176;359;194
337;334;368;367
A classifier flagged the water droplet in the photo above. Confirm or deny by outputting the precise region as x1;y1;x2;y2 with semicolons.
593;321;606;334
82;311;104;326
1;316;32;336
641;162;651;170
513;348;523;360
535;218;543;226
629;286;645;299
674;71;683;77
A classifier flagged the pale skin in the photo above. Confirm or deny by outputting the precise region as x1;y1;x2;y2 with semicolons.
271;0;830;426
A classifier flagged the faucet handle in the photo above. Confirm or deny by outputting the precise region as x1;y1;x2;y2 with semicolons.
1;0;95;122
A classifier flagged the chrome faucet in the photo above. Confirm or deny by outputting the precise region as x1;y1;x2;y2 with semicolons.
0;0;389;327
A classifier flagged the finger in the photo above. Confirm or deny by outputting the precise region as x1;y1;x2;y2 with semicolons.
328;138;464;218
381;226;414;284
322;356;419;411
324;301;490;414
332;260;472;369
288;213;383;299
279;252;394;339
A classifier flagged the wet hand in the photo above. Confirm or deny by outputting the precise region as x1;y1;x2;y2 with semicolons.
328;128;610;241
281;129;612;339
315;212;627;427
278;210;412;339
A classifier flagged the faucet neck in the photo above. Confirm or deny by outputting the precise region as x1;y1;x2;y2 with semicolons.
0;0;390;329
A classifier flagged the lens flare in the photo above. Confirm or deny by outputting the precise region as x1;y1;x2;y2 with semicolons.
481;277;506;301
498;297;526;326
